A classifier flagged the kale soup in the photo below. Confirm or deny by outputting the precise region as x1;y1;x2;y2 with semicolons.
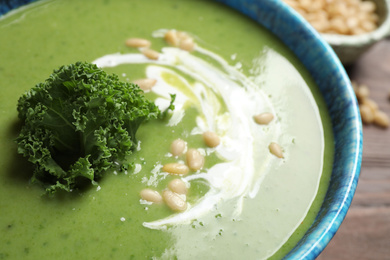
0;0;334;259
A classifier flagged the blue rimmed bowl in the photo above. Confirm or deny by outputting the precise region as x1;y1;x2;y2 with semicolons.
215;0;363;259
1;0;362;259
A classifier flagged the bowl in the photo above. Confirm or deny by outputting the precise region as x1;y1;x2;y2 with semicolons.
281;0;390;65
216;0;362;258
1;0;363;259
0;0;35;15
322;0;390;65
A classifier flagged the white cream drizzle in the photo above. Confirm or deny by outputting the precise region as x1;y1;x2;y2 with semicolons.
92;38;282;229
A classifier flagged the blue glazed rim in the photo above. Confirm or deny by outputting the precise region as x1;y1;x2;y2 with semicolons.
0;0;36;16
1;0;363;259
214;0;363;259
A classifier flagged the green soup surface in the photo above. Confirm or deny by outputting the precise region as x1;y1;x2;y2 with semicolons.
0;0;334;259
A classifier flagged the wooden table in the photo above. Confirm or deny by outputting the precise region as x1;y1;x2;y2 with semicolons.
317;39;390;260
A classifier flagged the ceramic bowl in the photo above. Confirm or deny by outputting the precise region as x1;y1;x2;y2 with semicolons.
1;0;363;259
320;0;390;65
0;0;35;15
216;0;363;259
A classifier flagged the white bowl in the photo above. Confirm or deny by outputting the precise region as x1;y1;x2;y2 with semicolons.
321;0;390;64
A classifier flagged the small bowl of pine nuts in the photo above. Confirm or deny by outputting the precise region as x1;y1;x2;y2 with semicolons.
283;0;390;64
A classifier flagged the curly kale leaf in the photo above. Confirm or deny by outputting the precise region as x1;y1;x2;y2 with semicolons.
16;62;161;194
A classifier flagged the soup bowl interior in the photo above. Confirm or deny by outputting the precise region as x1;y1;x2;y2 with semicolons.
216;0;362;259
1;0;363;259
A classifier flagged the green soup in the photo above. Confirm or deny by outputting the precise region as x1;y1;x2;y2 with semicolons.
0;0;334;259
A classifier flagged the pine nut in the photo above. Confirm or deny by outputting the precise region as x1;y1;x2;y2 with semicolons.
360;20;376;32
186;148;205;171
299;0;312;11
177;31;190;41
125;38;151;48
253;112;274;125
361;98;378;113
164;30;180;46
373;110;389;128
168;179;188;195
269;142;284;158
356;84;370;101
133;78;157;91
360;104;374;124
179;38;195;52
141;48;160;60
203;131;220;148
295;8;307;17
170;139;186;157
162;163;189;175
162;190;187;212
164;30;195;52
329;17;348;34
311;20;330;32
350;27;366;35
360;1;376;12
346;16;359;29
140;188;163;203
